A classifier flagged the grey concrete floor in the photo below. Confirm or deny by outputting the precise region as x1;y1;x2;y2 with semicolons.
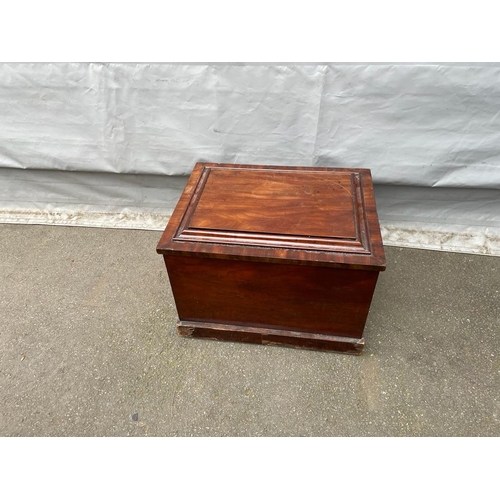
0;224;499;436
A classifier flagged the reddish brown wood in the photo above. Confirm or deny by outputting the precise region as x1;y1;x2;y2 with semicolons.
157;162;386;354
165;255;378;338
157;163;386;271
189;168;357;238
177;321;365;355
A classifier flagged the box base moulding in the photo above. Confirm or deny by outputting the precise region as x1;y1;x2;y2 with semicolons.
177;320;365;355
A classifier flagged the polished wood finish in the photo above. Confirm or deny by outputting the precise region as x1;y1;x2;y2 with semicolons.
157;162;386;354
190;168;357;239
177;321;365;354
157;163;386;271
165;255;378;338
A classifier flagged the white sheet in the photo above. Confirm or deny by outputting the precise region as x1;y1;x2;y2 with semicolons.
0;63;499;254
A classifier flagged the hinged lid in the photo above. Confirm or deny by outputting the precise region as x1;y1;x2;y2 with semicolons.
157;163;386;271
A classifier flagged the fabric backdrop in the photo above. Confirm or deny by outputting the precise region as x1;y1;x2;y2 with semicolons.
0;63;499;254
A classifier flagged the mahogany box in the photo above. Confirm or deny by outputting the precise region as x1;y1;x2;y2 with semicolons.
156;162;386;354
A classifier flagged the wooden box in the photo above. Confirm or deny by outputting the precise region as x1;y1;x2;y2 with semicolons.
156;162;386;354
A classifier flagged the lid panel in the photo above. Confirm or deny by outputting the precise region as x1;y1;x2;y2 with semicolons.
156;163;386;271
189;168;357;239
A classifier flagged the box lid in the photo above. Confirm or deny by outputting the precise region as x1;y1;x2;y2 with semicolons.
156;163;386;271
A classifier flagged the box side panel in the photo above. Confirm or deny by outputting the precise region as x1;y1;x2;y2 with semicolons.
164;255;379;339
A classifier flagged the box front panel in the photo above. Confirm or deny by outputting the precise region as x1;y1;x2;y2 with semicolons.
165;255;379;339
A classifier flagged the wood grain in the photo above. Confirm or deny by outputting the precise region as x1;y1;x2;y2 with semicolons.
177;320;365;355
157;162;386;353
164;255;379;339
189;168;357;239
157;163;386;271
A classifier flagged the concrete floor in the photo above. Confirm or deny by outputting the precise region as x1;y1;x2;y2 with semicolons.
0;224;499;436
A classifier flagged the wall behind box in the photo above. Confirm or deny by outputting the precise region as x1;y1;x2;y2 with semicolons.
0;63;499;254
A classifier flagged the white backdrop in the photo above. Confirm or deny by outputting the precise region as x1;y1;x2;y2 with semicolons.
0;63;499;254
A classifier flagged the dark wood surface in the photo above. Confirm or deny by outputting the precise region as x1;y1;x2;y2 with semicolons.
189;168;357;239
157;163;386;271
177;320;365;355
165;255;379;339
157;162;385;353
